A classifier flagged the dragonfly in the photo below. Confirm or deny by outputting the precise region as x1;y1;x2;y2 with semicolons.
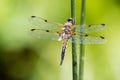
29;16;107;65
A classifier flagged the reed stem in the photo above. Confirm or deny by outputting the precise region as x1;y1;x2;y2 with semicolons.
79;0;86;80
71;0;78;80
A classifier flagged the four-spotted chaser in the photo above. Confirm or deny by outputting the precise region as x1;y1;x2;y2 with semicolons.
29;16;107;65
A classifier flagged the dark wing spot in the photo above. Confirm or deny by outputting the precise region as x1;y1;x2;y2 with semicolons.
101;24;105;26
57;31;59;34
31;16;36;18
85;34;88;37
46;30;49;32
44;19;47;22
31;29;36;31
88;25;91;27
100;36;104;39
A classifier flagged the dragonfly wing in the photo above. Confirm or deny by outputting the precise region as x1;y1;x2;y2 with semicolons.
71;34;107;44
29;16;64;30
75;24;106;33
30;29;60;41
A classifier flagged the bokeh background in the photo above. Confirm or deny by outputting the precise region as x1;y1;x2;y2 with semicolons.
0;0;120;80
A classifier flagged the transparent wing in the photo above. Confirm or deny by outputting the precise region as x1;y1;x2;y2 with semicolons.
75;24;106;33
30;28;60;41
30;29;107;44
71;34;107;44
29;16;64;30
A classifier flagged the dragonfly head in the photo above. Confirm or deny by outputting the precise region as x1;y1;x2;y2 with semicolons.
67;18;75;25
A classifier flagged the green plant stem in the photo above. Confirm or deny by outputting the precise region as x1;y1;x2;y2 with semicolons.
71;0;78;80
79;0;86;80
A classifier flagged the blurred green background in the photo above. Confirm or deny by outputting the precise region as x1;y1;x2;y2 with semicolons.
0;0;120;80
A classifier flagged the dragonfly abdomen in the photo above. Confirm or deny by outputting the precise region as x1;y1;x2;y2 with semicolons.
60;36;69;65
60;46;67;65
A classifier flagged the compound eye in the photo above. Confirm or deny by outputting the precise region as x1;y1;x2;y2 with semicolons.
67;18;75;25
67;18;72;22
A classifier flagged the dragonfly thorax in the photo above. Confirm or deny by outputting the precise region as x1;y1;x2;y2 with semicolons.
64;25;71;34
